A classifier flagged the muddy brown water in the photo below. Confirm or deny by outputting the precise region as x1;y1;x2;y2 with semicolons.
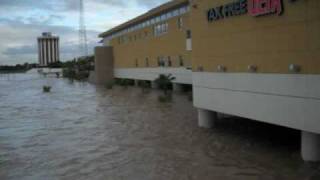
0;73;319;180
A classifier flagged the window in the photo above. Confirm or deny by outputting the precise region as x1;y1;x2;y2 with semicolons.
173;9;179;16
186;30;192;39
179;56;184;66
180;6;187;14
168;56;172;67
160;14;166;21
155;16;161;23
157;56;165;67
145;58;149;67
166;12;173;19
151;18;156;24
178;17;183;29
154;23;168;36
135;59;138;67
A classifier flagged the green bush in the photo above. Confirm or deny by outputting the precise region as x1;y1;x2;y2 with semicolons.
139;80;150;93
158;94;172;103
155;74;175;96
43;86;51;93
105;81;114;89
119;79;131;87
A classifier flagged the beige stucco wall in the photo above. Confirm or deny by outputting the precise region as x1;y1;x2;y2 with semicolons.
190;0;320;74
109;13;191;69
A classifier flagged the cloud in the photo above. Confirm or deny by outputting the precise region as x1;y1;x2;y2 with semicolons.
0;0;170;65
3;45;36;55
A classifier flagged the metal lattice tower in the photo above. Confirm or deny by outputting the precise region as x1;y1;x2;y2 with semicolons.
79;0;88;57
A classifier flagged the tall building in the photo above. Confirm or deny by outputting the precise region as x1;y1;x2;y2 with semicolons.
96;0;320;161
38;32;60;66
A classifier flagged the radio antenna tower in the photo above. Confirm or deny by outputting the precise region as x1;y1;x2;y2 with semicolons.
79;0;88;57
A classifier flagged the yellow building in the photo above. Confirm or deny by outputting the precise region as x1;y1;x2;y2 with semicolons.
97;0;320;161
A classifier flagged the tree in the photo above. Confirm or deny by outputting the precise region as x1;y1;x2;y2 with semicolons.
155;74;175;95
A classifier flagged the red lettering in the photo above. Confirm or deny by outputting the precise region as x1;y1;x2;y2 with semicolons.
248;0;283;16
270;0;283;15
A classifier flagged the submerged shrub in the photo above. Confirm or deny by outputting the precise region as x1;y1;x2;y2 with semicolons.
155;74;175;96
139;80;151;93
43;86;51;93
158;94;172;103
105;81;114;89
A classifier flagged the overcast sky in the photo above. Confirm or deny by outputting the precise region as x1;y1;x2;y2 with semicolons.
0;0;170;65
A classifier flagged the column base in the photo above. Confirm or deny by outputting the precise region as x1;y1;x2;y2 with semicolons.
301;131;320;162
151;81;158;89
198;109;218;128
134;80;139;86
173;83;183;92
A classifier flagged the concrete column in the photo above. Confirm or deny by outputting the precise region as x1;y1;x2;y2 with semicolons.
198;109;218;128
38;39;41;66
55;39;58;62
151;81;158;89
38;39;42;66
57;38;60;61
301;131;320;162
48;39;52;64
51;39;55;63
43;39;47;66
134;80;139;86
173;83;183;92
94;46;114;85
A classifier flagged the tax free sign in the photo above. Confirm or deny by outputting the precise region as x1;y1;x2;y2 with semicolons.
207;0;284;22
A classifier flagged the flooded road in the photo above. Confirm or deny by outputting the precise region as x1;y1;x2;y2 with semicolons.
0;73;319;180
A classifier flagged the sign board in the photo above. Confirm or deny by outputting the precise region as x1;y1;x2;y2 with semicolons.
208;0;284;22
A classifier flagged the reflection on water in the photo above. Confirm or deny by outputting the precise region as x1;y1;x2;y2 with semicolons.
0;73;319;180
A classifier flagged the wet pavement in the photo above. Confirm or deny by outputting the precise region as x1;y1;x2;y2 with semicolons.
0;73;319;180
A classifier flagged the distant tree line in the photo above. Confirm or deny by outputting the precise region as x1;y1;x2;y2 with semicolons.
61;55;95;80
0;63;37;73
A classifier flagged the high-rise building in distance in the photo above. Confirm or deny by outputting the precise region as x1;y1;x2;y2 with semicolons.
37;32;60;66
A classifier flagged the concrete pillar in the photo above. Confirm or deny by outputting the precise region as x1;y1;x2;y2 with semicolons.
173;83;183;92
94;46;114;85
151;81;158;89
134;80;139;86
198;109;218;128
301;131;320;162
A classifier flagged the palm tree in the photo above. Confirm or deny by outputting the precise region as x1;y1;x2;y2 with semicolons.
155;74;176;95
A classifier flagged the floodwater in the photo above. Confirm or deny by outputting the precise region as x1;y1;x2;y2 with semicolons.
0;72;319;180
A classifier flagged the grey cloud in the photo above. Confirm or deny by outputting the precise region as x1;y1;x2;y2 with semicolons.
0;0;126;12
135;0;170;8
0;0;168;12
3;45;37;55
0;18;100;64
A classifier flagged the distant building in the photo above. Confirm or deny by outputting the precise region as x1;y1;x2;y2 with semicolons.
37;32;60;66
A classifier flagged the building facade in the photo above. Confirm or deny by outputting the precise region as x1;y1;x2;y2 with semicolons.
38;32;60;66
97;0;320;161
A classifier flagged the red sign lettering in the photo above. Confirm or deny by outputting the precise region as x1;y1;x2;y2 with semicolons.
248;0;283;16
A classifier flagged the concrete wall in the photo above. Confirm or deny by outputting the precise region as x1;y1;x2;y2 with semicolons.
193;72;320;134
114;67;192;84
94;46;114;85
